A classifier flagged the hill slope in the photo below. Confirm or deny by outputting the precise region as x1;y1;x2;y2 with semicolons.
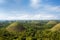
46;21;57;25
6;21;25;32
51;23;60;32
44;21;57;29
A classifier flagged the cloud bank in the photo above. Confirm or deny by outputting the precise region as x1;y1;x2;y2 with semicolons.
0;12;58;20
0;0;60;20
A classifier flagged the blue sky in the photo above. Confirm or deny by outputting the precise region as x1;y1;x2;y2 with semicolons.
0;0;60;20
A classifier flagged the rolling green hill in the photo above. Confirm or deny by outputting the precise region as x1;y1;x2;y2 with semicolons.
44;21;57;29
51;23;60;32
0;20;60;40
6;21;25;32
46;21;57;25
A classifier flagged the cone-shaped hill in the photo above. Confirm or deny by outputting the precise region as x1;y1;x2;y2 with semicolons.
44;21;57;29
46;21;57;25
6;21;25;32
51;23;60;32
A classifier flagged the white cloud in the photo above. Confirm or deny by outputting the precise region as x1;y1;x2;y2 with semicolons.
0;0;60;20
30;0;41;9
0;12;58;20
43;5;60;12
32;14;57;20
0;5;60;20
30;0;60;12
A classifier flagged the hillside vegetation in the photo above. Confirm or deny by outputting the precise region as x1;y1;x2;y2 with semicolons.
44;21;57;29
51;23;60;32
0;20;60;40
6;21;25;32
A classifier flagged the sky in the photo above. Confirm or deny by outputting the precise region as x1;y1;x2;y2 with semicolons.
0;0;60;20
